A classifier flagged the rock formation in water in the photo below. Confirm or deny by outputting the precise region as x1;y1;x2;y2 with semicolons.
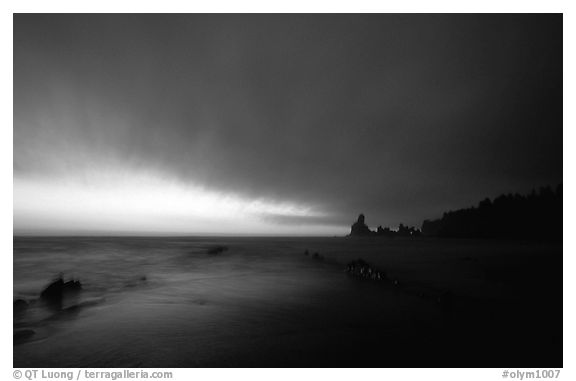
40;276;82;305
13;299;29;315
346;259;387;281
349;214;420;237
206;245;228;255
349;214;373;236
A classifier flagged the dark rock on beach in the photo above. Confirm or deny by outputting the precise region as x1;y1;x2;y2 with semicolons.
346;259;387;281
40;277;82;304
207;245;228;255
13;299;29;315
14;329;35;345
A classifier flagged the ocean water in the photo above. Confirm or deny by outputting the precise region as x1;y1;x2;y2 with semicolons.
13;236;562;367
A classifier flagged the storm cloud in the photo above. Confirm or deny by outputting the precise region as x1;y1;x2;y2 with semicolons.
13;14;562;234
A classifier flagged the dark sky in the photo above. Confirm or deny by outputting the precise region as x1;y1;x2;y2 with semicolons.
13;14;563;235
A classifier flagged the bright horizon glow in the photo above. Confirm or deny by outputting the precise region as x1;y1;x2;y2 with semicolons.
14;169;343;236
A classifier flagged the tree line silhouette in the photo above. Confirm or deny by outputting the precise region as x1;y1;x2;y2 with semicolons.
421;185;562;241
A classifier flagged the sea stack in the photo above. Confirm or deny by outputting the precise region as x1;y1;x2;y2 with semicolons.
40;276;82;305
350;214;373;236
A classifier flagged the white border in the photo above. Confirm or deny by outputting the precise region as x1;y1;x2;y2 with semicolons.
2;0;570;14
3;2;573;380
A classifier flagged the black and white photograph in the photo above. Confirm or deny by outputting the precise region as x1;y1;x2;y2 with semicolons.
11;10;565;371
